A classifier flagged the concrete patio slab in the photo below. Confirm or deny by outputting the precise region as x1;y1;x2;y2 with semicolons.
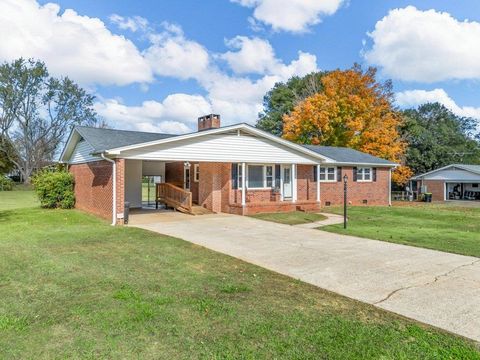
130;212;480;342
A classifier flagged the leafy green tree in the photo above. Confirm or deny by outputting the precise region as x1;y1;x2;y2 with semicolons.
256;71;327;136
0;58;97;183
401;103;480;175
0;135;16;174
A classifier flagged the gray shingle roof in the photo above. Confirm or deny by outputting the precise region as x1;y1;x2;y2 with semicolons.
75;126;177;153
454;164;480;174
304;145;396;165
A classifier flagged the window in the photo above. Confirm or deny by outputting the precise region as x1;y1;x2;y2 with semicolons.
238;164;243;189
266;165;273;187
194;164;200;182
239;164;276;189
248;165;264;188
356;167;372;182
319;167;336;182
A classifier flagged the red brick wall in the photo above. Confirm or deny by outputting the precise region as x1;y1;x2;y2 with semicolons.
165;161;200;203
198;162;230;213
69;160;113;220
297;165;316;201
319;167;390;206
165;162;184;188
423;180;445;201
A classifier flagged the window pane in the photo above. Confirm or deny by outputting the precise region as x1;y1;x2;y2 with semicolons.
266;166;273;176
364;168;371;180
238;164;243;188
319;173;326;181
248;165;264;188
356;168;363;180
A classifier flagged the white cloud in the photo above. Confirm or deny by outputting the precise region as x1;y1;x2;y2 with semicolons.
144;24;210;80
231;0;344;33
364;6;480;82
396;89;480;121
109;14;149;32
94;94;212;133
220;36;279;74
0;0;152;86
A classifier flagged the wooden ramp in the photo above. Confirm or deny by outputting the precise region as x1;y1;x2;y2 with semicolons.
156;183;212;215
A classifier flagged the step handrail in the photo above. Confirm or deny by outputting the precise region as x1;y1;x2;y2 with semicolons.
156;183;192;213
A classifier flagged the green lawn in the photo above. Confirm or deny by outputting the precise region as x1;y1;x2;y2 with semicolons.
0;193;479;358
0;187;38;210
322;204;480;257
250;211;327;225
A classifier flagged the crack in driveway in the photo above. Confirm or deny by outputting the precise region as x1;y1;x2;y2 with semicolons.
374;259;480;305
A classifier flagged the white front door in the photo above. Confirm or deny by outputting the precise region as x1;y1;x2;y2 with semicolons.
282;165;292;199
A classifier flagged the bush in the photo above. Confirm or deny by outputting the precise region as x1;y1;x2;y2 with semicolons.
0;176;14;191
32;169;75;209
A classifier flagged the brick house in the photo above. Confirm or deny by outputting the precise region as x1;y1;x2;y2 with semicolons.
410;164;480;201
60;114;396;225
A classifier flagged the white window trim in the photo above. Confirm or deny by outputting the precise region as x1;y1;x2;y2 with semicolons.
240;164;276;190
193;164;199;182
319;166;337;182
357;167;373;182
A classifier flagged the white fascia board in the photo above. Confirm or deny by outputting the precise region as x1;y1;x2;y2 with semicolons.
325;161;398;168
59;129;83;163
104;123;334;162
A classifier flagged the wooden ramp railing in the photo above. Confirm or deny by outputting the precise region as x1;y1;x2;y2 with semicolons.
156;183;192;214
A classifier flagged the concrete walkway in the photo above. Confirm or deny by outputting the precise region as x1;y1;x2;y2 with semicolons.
294;212;345;229
130;212;480;342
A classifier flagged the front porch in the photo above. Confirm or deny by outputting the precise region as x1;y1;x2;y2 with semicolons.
121;159;321;218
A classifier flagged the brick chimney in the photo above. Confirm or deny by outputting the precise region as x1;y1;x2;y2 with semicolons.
198;114;221;131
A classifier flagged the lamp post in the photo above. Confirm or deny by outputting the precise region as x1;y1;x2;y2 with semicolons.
343;174;348;229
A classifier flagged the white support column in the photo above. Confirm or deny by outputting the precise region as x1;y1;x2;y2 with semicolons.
316;164;321;202
280;165;284;201
388;168;392;206
241;162;246;206
292;163;297;203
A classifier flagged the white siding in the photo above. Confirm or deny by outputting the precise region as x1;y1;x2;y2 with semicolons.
69;140;100;164
119;133;318;164
125;160;142;208
423;168;480;181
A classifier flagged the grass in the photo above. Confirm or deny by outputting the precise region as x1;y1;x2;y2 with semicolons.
322;203;480;257
250;211;327;225
0;192;479;358
0;187;38;210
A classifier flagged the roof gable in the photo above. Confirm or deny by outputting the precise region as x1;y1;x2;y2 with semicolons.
412;164;480;179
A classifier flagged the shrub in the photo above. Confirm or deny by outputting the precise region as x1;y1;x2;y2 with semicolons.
0;176;14;191
32;169;75;209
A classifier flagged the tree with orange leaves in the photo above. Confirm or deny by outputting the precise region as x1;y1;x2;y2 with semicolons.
282;65;412;185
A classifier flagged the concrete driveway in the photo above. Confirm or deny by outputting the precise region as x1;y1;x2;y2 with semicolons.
130;212;480;342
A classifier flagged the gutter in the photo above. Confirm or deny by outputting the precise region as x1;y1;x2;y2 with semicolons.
101;153;116;226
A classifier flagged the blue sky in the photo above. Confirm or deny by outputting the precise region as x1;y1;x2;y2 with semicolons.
1;0;479;133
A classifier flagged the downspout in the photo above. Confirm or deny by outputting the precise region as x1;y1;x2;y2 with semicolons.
388;168;392;206
101;153;116;226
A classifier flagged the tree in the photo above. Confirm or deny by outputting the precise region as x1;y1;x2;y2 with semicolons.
282;65;412;185
0;58;97;183
401;103;480;175
256;71;327;136
0;135;16;174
